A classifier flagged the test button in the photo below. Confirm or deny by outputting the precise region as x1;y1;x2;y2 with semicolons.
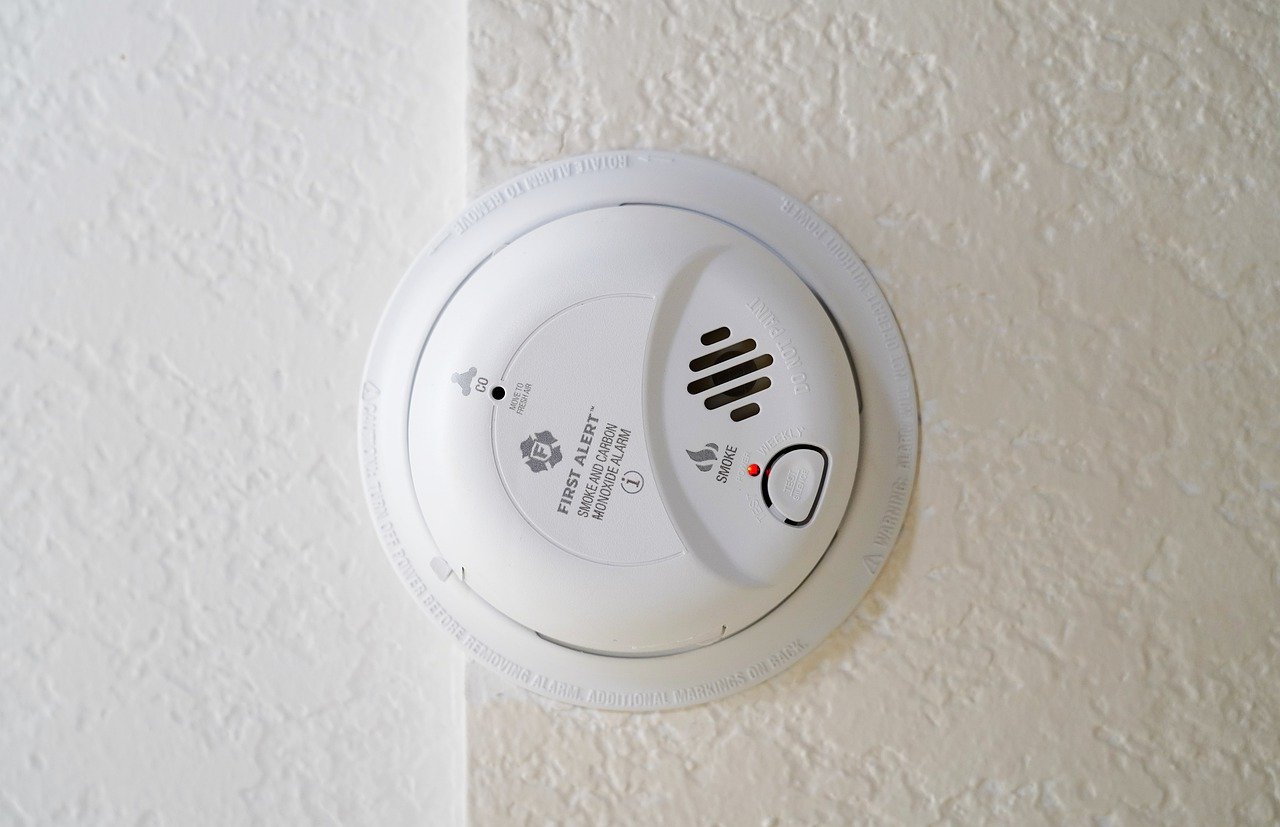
763;446;827;526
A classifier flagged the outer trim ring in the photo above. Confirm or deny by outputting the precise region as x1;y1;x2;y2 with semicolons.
358;150;918;710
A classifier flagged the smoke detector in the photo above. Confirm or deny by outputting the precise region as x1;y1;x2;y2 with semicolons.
359;151;918;710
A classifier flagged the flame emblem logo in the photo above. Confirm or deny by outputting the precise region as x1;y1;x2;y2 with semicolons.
685;442;719;472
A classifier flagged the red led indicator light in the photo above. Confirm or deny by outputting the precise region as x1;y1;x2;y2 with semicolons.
746;463;761;477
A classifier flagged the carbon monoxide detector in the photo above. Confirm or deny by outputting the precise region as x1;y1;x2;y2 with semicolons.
358;151;918;710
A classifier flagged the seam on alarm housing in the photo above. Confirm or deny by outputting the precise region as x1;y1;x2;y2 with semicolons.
533;626;728;659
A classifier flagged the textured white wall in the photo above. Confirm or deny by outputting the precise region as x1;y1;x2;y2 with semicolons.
2;2;465;824
468;1;1280;824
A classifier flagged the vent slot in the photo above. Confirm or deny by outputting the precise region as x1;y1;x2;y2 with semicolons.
730;403;760;421
704;377;771;410
700;327;731;346
690;339;756;372
687;354;774;395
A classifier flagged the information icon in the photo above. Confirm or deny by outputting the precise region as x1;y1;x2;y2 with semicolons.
620;470;644;494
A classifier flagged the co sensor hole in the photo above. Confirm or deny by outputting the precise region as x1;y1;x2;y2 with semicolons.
490;385;506;401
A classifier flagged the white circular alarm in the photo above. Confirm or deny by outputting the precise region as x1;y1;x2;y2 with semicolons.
359;150;918;710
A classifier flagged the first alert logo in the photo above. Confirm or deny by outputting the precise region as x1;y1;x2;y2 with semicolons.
520;430;562;473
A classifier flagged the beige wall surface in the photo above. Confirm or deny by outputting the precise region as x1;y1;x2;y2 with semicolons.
467;1;1280;824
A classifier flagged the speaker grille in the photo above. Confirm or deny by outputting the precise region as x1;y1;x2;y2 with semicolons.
688;328;772;420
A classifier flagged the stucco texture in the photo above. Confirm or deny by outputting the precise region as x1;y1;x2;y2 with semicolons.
467;1;1280;824
2;1;465;823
